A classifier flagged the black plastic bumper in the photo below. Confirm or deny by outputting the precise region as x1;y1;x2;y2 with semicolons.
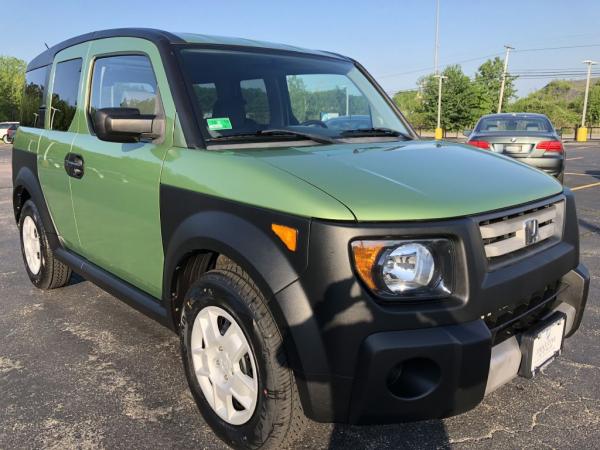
347;264;588;424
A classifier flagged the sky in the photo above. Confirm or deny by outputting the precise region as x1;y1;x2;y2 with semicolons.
4;0;600;98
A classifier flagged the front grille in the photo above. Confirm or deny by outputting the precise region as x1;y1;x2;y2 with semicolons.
484;281;563;346
479;199;565;260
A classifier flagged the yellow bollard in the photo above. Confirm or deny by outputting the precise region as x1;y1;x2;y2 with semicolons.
434;128;443;140
576;127;588;142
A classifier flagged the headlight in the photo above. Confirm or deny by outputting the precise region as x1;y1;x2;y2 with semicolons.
351;239;454;299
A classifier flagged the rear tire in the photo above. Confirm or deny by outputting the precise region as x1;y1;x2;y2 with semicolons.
18;200;71;289
180;260;308;449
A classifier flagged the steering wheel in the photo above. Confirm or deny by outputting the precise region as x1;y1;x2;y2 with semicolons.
300;120;328;128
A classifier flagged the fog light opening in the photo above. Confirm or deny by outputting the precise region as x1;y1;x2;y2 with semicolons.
386;358;441;400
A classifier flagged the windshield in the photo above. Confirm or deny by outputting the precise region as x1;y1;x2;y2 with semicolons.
178;48;412;144
476;116;553;133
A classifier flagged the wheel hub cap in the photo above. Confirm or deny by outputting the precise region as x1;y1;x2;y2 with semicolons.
22;216;42;275
190;305;259;425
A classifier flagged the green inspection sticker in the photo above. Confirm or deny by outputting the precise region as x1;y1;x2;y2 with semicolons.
207;117;233;130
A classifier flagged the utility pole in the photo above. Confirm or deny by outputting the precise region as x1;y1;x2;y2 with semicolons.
434;0;444;139
434;0;440;74
435;74;447;139
578;60;597;142
497;45;514;113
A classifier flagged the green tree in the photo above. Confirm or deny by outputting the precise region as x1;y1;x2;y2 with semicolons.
507;80;580;128
420;65;484;131
0;56;27;121
392;90;426;128
585;82;600;125
473;57;516;114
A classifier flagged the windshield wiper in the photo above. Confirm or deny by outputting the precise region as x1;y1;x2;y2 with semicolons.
340;127;413;140
207;129;337;145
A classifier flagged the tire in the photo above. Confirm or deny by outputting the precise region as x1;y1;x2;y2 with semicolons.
557;171;564;184
18;200;71;289
180;261;308;449
2;135;9;144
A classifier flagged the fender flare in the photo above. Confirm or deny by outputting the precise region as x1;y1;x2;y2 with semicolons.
12;150;61;250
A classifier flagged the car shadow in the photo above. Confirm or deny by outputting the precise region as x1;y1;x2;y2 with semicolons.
584;170;600;180
579;218;600;235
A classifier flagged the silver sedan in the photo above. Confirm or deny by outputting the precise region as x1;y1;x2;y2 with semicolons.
465;113;564;183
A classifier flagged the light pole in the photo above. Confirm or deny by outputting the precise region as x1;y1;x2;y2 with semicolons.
435;74;447;140
433;0;445;139
578;60;597;142
497;45;514;113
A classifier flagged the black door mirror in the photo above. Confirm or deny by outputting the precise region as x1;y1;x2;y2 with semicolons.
93;108;159;143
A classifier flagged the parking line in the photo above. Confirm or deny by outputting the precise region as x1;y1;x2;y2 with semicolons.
571;181;600;191
566;157;584;161
565;172;588;176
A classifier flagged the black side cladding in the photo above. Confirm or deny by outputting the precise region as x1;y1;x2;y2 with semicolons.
159;184;311;324
12;148;60;250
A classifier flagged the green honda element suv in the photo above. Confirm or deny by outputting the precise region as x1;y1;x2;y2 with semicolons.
12;28;589;449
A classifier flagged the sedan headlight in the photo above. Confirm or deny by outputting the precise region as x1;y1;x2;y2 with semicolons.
351;239;454;299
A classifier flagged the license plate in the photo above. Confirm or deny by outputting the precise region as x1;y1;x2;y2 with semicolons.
504;145;522;152
519;314;565;378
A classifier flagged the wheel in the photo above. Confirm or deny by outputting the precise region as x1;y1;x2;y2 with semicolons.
18;200;71;289
2;135;9;144
180;260;308;449
557;171;564;184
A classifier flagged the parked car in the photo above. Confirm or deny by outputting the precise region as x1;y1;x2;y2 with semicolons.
5;124;18;143
465;113;565;182
12;29;588;449
1;121;19;143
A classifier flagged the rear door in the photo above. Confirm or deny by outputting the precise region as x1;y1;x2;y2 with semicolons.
37;43;88;249
69;38;176;299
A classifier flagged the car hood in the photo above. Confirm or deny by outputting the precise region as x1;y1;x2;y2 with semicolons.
250;140;563;221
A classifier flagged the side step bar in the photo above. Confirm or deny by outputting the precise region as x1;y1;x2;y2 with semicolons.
54;248;172;329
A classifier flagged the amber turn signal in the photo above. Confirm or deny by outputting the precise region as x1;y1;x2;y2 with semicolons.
350;241;384;290
271;224;298;252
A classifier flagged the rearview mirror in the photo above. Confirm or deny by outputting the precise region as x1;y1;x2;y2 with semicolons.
463;129;472;137
93;108;159;143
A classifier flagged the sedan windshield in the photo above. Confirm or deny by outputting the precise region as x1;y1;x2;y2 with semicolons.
178;48;412;145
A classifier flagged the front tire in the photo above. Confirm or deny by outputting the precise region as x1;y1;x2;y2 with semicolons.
18;200;71;289
180;263;307;449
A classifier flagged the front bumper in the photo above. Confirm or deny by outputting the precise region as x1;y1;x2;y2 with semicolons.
348;264;588;424
275;191;586;424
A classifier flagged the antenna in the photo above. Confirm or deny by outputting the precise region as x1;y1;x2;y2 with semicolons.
44;42;50;50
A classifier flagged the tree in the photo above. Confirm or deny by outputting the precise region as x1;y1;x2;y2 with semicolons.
507;80;580;128
473;57;516;114
585;82;600;125
392;90;426;128
0;56;27;121
419;65;484;131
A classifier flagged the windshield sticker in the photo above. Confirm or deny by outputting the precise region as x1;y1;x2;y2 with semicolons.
207;117;233;130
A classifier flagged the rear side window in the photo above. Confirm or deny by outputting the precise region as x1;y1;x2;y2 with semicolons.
21;66;49;128
89;55;158;117
50;58;82;132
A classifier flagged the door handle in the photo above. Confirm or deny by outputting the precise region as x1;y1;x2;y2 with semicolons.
64;153;84;179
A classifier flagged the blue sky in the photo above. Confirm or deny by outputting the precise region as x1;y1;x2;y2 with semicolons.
4;0;600;97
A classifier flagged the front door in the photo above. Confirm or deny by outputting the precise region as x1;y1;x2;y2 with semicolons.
70;39;175;299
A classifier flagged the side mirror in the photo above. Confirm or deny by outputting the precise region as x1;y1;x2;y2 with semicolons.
93;108;159;143
463;129;472;137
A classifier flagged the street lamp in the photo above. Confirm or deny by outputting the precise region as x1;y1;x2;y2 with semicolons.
578;60;597;142
434;74;447;140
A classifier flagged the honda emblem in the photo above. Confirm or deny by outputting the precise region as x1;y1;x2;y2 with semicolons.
524;219;540;245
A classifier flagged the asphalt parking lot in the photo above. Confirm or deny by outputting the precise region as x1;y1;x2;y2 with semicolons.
0;142;598;449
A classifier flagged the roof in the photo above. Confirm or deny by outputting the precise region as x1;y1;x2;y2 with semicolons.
481;112;549;118
27;28;347;71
